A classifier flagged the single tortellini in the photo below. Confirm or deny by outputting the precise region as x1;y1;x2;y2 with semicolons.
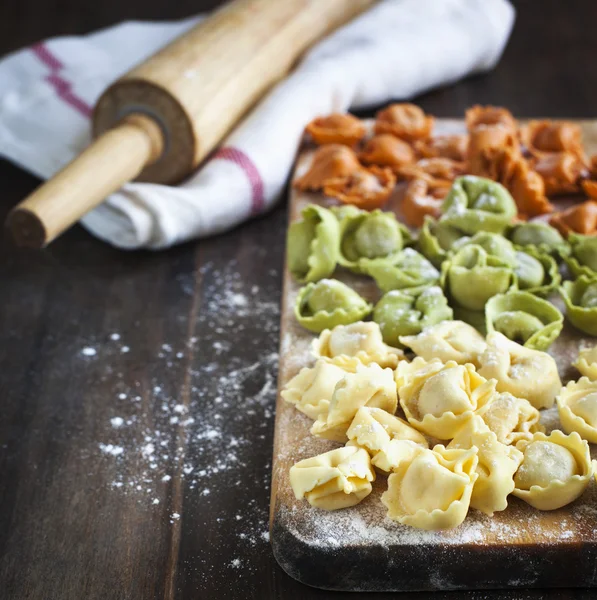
514;249;560;296
311;363;397;441
396;358;496;439
475;391;543;445
289;446;375;510
399;320;487;367
574;345;597;380
441;244;514;312
485;291;564;351
346;406;428;472
381;444;479;530
512;430;592;510
417;216;467;268
451;231;517;267
448;416;523;516
564;233;597;278
508;221;569;257
477;332;562;410
338;209;410;272
281;356;359;420
363;248;439;294
295;279;373;333
557;377;597;443
440;175;517;235
560;275;597;336
287;204;340;283
373;286;453;346
312;321;404;369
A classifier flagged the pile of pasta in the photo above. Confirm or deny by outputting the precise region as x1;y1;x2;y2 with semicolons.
284;103;597;530
284;322;597;530
294;104;597;235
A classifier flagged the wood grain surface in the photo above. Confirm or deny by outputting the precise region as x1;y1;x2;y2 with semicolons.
2;0;597;599
271;121;597;592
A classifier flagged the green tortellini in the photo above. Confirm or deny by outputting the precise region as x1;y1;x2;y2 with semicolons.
485;291;563;350
295;278;373;333
417;216;467;268
287;204;340;283
440;175;518;235
330;204;364;224
441;244;515;312
373;286;453;345
514;248;560;297
363;248;440;294
560;275;597;336
508;222;569;257
451;231;517;267
338;209;411;272
565;234;597;278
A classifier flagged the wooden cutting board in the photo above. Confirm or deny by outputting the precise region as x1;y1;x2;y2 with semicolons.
269;119;597;592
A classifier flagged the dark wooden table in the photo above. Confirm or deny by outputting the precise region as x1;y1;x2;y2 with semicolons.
1;1;596;598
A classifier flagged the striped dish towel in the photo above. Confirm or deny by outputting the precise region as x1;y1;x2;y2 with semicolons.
0;0;514;249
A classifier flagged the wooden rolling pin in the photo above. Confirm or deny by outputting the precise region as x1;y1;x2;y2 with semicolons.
7;0;375;247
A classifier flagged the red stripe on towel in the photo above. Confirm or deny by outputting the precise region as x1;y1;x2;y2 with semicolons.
213;147;265;215
30;43;93;118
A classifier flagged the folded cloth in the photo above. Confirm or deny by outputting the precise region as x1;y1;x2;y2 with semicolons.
0;0;515;249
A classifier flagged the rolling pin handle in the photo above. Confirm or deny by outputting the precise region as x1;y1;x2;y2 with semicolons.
7;114;164;248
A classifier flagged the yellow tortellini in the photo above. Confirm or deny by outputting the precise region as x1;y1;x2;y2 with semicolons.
448;416;523;516
281;357;359;420
311;363;397;442
574;345;597;380
396;358;496;439
346;407;428;473
399;320;487;366
557;377;597;443
477;332;561;410
312;321;404;368
381;445;478;530
475;391;543;445
512;430;592;511
290;446;375;510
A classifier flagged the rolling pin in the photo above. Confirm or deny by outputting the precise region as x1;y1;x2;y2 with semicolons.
7;0;376;248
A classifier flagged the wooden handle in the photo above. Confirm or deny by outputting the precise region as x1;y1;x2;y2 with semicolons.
7;115;163;247
8;0;376;247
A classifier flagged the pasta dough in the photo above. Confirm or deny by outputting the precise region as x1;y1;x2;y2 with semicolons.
311;363;397;441
512;430;592;510
399;320;487;366
557;377;597;443
475;391;543;445
346;406;428;472
448;416;523;516
381;445;478;530
312;321;404;368
477;332;561;410
397;358;496;439
295;279;373;333
574;345;597;380
290;446;375;510
281;356;360;420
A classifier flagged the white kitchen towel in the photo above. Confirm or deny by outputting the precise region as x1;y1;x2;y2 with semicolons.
0;0;515;249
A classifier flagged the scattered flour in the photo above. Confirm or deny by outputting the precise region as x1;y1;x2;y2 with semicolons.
81;347;96;357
